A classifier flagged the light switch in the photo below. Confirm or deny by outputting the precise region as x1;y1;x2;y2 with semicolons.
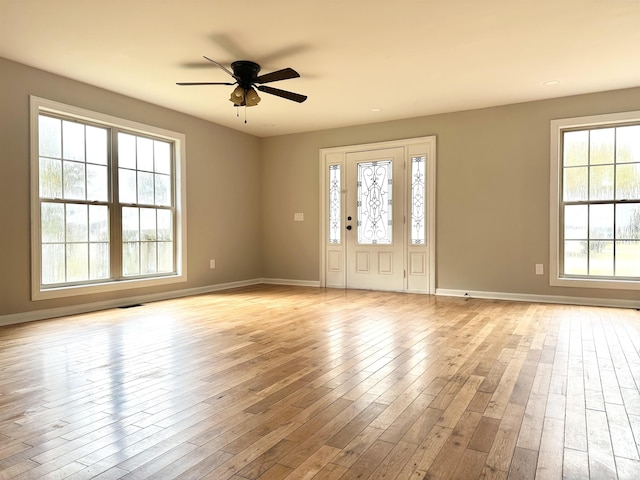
294;212;304;221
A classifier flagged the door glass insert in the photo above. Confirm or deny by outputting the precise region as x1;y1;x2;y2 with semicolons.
328;164;341;244
411;155;426;244
357;160;392;244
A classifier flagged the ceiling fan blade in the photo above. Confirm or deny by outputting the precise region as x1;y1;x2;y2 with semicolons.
202;56;236;78
255;68;300;84
256;85;307;103
176;81;236;86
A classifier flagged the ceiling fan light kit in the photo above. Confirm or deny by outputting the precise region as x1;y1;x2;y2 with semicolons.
178;57;307;113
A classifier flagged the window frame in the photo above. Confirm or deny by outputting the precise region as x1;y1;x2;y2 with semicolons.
550;110;640;290
30;96;187;300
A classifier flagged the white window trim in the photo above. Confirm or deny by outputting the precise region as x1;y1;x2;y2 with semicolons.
30;96;188;300
550;110;640;291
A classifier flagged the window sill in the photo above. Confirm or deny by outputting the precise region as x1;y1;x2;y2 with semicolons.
550;275;640;291
32;274;187;301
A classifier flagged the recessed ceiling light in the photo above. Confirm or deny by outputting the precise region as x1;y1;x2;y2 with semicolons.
542;80;560;87
370;108;382;112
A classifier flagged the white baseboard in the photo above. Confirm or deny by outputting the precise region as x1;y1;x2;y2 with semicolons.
261;278;321;287
4;282;636;327
0;278;264;327
435;288;640;309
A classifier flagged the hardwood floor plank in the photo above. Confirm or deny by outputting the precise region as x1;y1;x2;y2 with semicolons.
0;285;639;480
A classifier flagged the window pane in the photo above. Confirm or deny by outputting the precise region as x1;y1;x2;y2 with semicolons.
616;125;640;164
154;140;171;174
66;243;88;282
411;156;426;245
63;121;85;161
563;167;588;202
140;208;157;241
63;161;86;200
157;242;173;273
155;174;171;206
89;205;109;242
157;209;173;241
119;168;137;204
39;158;62;199
589;204;614;239
141;242;157;274
87;164;108;202
616;203;640;240
616;241;640;276
137;137;154;172
66;203;88;242
118;133;136;169
86;125;108;165
589;128;614;165
589;241;614;276
41;202;65;242
564;205;588;239
39;115;61;158
563;130;589;167
90;243;110;280
564;240;587;275
616;164;640;200
138;171;154;205
123;242;139;276
42;243;65;284
328;164;341;244
589;165;614;201
122;207;139;241
357;160;392;245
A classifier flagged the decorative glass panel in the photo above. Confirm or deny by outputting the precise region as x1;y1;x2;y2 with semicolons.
411;156;426;244
328;164;341;244
357;160;392;245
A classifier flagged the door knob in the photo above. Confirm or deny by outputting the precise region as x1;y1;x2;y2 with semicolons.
346;225;352;230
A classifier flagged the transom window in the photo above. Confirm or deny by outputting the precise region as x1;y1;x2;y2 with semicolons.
550;111;640;290
31;96;187;300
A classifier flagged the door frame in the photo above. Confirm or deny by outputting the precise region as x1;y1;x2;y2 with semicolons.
319;136;436;293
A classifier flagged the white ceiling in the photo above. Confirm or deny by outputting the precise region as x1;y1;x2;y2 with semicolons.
1;0;639;137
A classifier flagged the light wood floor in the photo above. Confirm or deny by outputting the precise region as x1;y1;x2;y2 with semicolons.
1;286;640;479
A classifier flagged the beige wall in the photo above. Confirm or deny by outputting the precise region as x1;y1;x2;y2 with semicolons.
0;57;261;317
2;55;640;320
260;86;640;302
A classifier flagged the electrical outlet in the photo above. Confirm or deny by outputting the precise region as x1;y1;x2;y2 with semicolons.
210;259;216;269
535;263;544;275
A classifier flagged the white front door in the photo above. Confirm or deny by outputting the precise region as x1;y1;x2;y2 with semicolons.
345;148;405;291
320;137;436;294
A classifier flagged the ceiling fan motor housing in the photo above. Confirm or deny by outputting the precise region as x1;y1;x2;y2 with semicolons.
232;61;261;90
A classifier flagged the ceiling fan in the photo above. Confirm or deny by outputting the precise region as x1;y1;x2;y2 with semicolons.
177;56;307;107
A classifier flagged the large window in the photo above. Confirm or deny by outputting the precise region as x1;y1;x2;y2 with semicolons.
550;111;640;290
31;97;187;299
